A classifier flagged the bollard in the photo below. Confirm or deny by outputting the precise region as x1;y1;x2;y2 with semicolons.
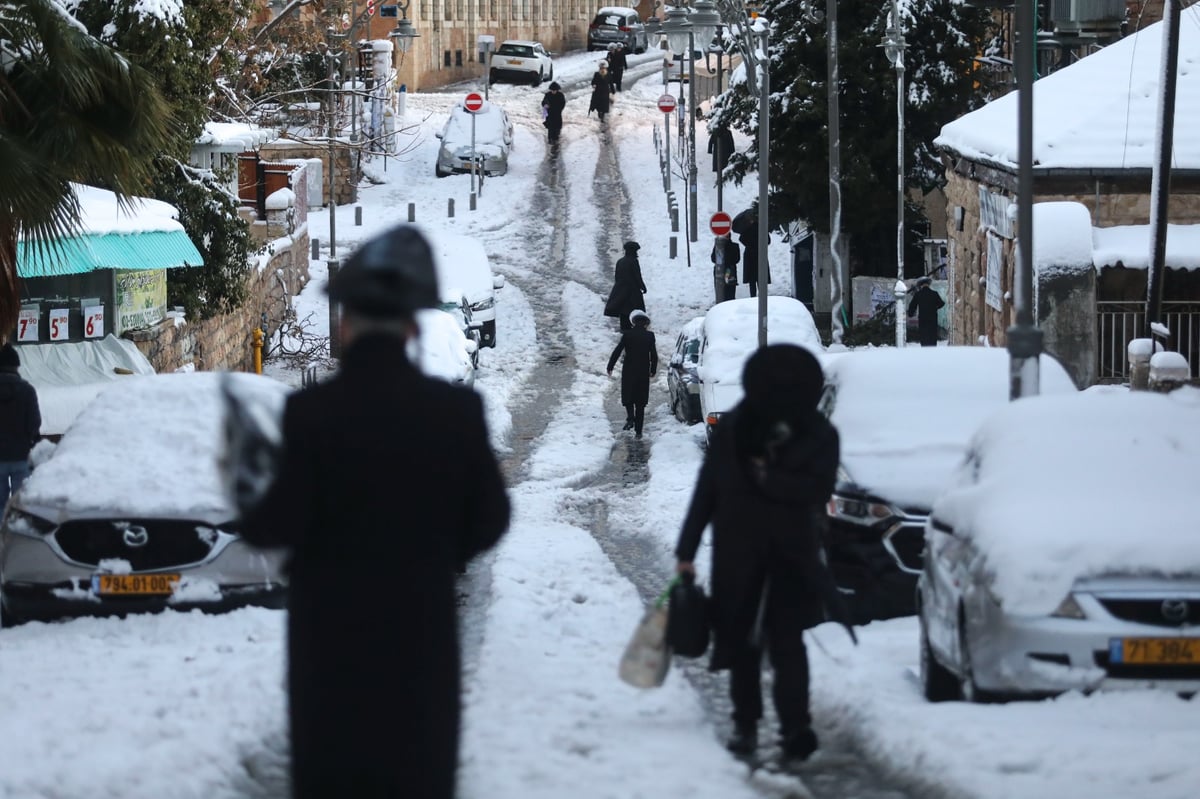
670;236;677;259
408;202;416;223
327;259;341;359
355;206;362;226
311;239;319;260
1149;351;1190;392
670;204;679;233
448;198;455;218
470;193;477;211
252;328;264;374
1127;338;1152;390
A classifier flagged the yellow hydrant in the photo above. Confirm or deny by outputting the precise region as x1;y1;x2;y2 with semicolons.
252;328;264;374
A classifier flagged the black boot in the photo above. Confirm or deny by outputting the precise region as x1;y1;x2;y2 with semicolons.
622;419;634;430
726;723;758;757
779;728;818;763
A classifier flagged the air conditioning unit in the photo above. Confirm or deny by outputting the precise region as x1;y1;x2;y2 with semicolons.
1051;0;1125;35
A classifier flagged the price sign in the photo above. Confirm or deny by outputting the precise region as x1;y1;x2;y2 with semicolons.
84;305;105;339
49;307;70;341
17;308;39;343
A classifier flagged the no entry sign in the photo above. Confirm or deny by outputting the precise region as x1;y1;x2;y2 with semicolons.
710;211;733;236
464;92;484;112
657;94;677;114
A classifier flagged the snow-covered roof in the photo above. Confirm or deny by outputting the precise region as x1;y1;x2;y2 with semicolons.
16;184;203;277
1092;223;1200;270
935;5;1200;171
194;121;277;150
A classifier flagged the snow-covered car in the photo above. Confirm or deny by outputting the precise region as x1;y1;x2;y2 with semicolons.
489;40;554;85
0;372;290;626
424;227;504;348
667;316;704;424
587;6;648;52
696;296;824;446
412;308;478;387
438;290;481;367
819;347;1078;624
434;99;513;178
917;388;1200;702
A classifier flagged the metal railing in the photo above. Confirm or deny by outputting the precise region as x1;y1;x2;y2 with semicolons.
1096;301;1200;382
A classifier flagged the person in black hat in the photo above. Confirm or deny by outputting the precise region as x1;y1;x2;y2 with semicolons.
0;343;41;509
589;61;613;122
907;275;945;347
541;81;566;145
236;224;510;799
607;309;657;438
604;241;647;331
675;344;854;768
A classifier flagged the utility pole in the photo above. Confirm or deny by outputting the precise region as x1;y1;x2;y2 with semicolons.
827;0;844;345
1145;0;1181;339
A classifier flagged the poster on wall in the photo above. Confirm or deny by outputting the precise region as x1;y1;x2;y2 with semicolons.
48;307;70;341
115;269;167;335
17;307;39;343
985;232;1004;312
83;305;105;339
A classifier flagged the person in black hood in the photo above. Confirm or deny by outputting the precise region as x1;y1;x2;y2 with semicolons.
675;344;854;767
0;343;41;508
236;225;510;799
606;309;657;438
541;81;566;145
603;241;647;331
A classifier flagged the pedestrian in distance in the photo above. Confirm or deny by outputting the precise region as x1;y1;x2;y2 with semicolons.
708;122;734;179
589;61;613;123
607;309;657;439
675;344;855;768
711;233;741;304
606;43;628;92
235;224;511;799
0;343;41;509
541;81;566;146
603;241;647;331
908;275;946;347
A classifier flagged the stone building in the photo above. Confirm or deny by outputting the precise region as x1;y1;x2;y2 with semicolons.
934;5;1200;387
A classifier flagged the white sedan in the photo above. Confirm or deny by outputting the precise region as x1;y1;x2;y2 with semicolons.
488;40;554;85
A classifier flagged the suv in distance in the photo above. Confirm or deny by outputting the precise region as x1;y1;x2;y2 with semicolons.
587;7;648;53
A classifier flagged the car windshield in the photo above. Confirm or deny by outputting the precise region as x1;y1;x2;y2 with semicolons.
497;44;534;57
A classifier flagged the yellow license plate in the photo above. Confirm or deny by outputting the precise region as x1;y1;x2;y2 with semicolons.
92;574;181;596
1113;637;1200;664
507;59;523;65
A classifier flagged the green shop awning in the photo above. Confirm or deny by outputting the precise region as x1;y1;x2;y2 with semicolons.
17;230;204;278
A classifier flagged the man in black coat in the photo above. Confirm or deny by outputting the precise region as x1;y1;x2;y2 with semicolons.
0;343;41;508
675;345;853;766
606;309;657;438
237;225;511;799
711;233;741;303
708;124;734;177
541;81;567;145
604;241;647;330
907;276;946;346
589;62;613;122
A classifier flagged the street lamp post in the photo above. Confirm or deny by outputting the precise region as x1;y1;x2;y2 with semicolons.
662;8;693;240
685;1;721;244
753;22;769;346
880;1;906;348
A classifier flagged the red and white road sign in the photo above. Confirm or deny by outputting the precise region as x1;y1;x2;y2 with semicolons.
464;92;484;112
710;211;733;236
657;94;677;114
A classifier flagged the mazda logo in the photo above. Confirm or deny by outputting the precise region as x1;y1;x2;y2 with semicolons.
122;526;149;548
1161;599;1189;623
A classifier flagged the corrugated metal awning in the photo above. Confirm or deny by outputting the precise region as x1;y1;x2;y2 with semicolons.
16;230;204;278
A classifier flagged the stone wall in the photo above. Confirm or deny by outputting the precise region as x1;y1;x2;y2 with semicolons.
125;226;311;374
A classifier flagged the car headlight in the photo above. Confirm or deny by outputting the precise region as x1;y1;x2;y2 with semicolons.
826;494;898;527
4;509;57;538
1051;594;1087;619
471;297;495;312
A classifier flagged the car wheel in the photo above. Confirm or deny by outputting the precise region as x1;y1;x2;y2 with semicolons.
533;69;543;86
957;610;996;703
919;608;960;702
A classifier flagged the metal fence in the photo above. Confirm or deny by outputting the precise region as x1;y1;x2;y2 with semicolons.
1096;301;1200;382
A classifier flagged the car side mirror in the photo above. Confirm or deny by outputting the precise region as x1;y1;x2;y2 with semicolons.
669;354;683;368
492;275;506;290
464;338;479;354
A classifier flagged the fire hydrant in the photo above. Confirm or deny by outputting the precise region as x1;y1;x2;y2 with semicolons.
252;327;264;374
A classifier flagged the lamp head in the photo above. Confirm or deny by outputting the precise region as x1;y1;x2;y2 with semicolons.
388;17;419;52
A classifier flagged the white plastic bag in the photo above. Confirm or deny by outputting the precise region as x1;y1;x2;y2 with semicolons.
618;602;671;688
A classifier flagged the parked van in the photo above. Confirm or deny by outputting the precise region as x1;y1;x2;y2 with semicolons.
587;7;648;53
422;227;504;348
